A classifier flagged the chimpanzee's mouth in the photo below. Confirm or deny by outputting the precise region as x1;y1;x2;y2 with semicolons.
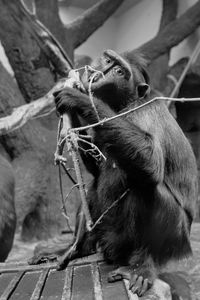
88;72;102;84
81;68;105;91
88;71;104;85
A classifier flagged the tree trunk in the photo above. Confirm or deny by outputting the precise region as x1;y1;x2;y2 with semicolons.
148;0;178;91
0;0;72;240
0;60;76;240
133;0;200;62
0;0;55;102
35;0;74;59
35;0;125;60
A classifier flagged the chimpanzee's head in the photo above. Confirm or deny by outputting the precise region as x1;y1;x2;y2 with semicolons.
81;49;150;112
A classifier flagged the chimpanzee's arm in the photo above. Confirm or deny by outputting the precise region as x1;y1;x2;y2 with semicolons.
55;87;164;185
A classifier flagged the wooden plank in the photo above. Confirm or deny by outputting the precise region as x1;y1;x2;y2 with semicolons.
8;271;42;300
40;269;66;300
99;263;128;300
0;272;24;300
71;265;94;300
0;263;57;273
30;269;49;300
0;253;104;273
91;262;103;300
61;266;73;300
0;273;17;297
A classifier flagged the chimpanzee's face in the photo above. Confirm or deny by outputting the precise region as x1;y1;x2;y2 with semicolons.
81;50;133;94
81;50;150;111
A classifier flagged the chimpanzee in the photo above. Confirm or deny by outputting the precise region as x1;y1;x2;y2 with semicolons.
54;50;198;296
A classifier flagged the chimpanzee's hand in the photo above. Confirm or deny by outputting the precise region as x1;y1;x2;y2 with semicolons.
54;87;84;115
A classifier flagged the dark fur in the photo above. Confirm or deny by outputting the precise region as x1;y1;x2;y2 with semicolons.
0;155;16;261
54;50;198;289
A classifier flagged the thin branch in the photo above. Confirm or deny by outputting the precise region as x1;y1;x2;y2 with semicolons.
58;163;73;233
61;163;77;185
63;129;93;231
66;0;125;49
64;183;79;204
78;137;107;162
90;189;130;231
54;73;93;232
72;96;200;132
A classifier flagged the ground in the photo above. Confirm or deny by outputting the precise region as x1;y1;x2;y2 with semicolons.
6;223;200;298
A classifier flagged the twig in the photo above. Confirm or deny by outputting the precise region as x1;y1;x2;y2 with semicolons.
74;65;105;122
64;183;79;204
61;163;77;186
72;96;200;132
90;189;130;231
55;71;94;232
58;163;73;233
78;137;107;162
67;130;93;231
56;119;93;232
88;73;101;122
87;67;105;122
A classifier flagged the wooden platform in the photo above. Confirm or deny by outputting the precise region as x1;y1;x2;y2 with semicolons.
0;254;137;300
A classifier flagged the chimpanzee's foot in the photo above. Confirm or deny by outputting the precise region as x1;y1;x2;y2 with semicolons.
29;253;58;265
29;241;72;265
108;265;155;297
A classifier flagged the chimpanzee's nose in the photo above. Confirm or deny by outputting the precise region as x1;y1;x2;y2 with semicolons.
92;72;101;82
87;69;101;83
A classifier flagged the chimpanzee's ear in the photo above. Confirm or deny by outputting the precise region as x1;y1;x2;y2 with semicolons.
141;67;150;85
137;83;150;99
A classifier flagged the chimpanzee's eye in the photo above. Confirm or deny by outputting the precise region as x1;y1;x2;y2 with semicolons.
105;57;111;64
114;66;124;76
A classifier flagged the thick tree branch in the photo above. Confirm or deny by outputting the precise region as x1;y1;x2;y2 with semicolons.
66;0;125;49
18;0;72;74
0;0;72;101
0;1;73;134
34;0;71;56
134;0;200;62
159;0;178;31
148;0;178;90
0;80;64;135
35;0;59;19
